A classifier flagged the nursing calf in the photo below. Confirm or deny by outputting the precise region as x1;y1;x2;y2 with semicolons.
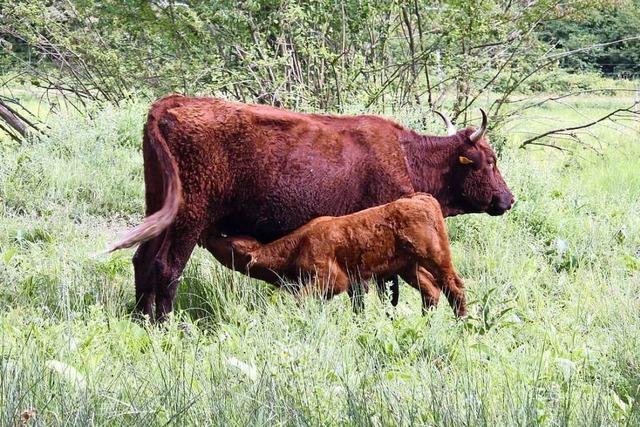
208;193;466;317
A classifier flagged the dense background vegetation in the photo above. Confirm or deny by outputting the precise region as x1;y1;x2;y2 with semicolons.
539;1;640;77
2;1;640;116
1;1;639;425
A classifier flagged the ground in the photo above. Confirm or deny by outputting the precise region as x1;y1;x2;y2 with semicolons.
0;94;639;425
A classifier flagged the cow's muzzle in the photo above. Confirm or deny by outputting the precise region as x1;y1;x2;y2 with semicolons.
487;193;515;216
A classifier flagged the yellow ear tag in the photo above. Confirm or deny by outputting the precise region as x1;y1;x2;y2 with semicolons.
459;156;474;165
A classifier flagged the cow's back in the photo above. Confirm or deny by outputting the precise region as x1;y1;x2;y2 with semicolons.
155;96;415;242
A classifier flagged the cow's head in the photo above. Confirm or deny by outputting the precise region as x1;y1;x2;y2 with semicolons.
436;110;514;216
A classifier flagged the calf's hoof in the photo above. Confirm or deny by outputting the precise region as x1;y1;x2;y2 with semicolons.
455;306;468;319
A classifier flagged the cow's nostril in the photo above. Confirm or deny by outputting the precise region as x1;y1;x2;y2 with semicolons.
492;194;514;212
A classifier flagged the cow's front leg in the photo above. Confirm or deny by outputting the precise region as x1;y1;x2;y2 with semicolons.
348;282;366;314
375;275;400;306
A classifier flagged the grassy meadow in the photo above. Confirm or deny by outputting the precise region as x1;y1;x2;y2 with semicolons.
1;93;639;426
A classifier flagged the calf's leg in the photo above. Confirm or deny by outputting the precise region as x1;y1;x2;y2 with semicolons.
399;266;441;314
420;258;466;318
410;219;466;317
299;262;350;302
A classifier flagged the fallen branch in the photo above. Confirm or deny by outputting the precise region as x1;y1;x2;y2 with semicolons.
0;121;23;143
0;100;28;138
0;93;50;141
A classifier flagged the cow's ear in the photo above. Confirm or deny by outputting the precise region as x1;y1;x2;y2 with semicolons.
459;156;474;165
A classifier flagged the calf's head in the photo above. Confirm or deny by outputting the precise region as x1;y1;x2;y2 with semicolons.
437;110;514;216
207;235;260;270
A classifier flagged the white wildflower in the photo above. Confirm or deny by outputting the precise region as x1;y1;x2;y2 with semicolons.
45;360;86;389
226;357;257;382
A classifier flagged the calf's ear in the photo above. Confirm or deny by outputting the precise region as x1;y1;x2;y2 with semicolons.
459;156;474;165
247;254;257;268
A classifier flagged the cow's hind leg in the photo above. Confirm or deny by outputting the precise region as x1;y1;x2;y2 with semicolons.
133;235;165;319
133;222;202;322
155;223;203;322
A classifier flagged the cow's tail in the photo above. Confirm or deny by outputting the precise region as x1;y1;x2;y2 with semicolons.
106;104;182;253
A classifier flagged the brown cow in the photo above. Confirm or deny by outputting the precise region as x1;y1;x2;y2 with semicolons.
207;193;466;317
108;95;513;321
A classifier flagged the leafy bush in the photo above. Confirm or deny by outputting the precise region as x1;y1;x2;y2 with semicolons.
514;69;636;94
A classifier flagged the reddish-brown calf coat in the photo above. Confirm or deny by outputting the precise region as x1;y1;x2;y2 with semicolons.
208;193;466;317
109;95;512;320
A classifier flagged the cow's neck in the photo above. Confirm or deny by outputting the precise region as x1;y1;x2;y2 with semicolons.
402;132;463;217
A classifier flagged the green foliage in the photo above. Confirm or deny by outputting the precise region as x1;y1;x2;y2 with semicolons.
0;95;639;425
500;68;635;94
538;0;640;77
1;0;614;117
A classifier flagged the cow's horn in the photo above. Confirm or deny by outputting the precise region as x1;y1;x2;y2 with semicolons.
434;111;457;136
469;108;488;143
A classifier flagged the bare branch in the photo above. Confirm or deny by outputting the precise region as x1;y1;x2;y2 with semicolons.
545;35;640;59
519;103;640;148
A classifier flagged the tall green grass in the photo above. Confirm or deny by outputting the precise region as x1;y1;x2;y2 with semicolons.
0;96;639;425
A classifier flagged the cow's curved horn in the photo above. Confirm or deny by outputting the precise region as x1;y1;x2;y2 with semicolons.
434;111;457;136
469;108;488;143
